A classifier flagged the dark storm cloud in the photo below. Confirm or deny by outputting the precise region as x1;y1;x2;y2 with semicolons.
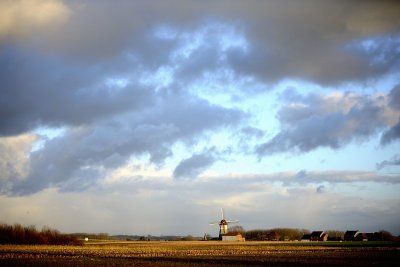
2;1;399;137
0;0;250;195
173;148;217;179
225;1;400;85
0;8;244;138
381;85;400;145
1;0;400;195
119;0;400;86
0;45;155;136
256;88;397;157
4;1;398;86
8;95;243;195
316;185;325;194
388;85;400;111
381;121;400;146
376;154;400;170
0;15;247;194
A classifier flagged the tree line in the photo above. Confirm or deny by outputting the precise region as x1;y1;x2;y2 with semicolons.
244;228;309;241
70;232;109;240
1;223;397;244
229;226;398;241
0;223;82;245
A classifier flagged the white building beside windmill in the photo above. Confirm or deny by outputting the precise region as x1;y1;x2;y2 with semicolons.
222;232;245;242
209;208;243;241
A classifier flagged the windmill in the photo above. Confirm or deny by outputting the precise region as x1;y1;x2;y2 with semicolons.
209;208;239;240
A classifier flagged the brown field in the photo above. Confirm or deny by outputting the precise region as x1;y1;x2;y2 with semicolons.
1;241;399;266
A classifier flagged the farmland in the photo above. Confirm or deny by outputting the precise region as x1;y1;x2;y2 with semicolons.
1;241;399;266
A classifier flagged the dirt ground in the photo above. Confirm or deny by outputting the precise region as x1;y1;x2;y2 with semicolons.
1;241;399;266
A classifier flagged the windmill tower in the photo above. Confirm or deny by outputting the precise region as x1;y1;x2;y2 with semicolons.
209;208;239;240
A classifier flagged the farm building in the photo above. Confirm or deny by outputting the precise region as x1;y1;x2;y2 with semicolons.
344;230;360;241
344;230;377;241
222;232;245;242
358;232;375;241
309;231;328;241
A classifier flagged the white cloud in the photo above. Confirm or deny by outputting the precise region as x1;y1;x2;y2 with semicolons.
0;134;37;192
2;175;399;235
0;0;71;41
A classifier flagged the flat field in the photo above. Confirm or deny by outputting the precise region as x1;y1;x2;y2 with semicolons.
1;241;399;266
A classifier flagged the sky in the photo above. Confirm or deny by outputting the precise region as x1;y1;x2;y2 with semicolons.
0;0;400;237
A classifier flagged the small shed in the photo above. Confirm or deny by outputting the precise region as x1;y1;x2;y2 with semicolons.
222;233;245;242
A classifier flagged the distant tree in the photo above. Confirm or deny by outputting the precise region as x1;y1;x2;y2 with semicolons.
376;230;395;241
265;231;280;241
181;235;198;241
270;228;308;241
0;223;81;245
69;232;109;240
228;225;246;236
245;229;268;240
97;233;109;240
244;228;310;241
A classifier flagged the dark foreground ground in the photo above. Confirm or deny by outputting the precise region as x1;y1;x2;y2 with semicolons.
1;241;399;266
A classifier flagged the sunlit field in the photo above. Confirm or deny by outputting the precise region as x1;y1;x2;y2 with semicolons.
1;241;399;266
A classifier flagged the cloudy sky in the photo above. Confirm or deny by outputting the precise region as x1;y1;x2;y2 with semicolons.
1;0;400;237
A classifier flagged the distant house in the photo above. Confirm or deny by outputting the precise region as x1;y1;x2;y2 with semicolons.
222;232;245;242
310;231;328;241
359;232;375;241
301;234;311;242
344;231;381;241
344;230;360;241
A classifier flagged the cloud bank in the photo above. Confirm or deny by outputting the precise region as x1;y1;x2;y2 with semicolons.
256;86;400;157
0;0;399;235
